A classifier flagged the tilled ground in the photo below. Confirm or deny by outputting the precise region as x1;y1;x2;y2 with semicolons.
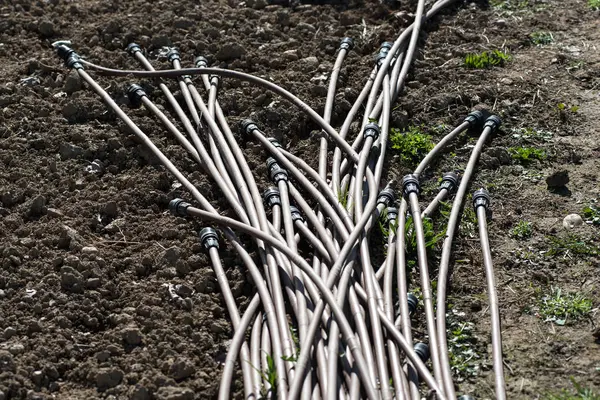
0;0;599;399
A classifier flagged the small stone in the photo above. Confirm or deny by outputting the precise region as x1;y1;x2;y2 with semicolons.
283;49;299;61
151;35;172;48
155;386;194;400
59;143;83;160
60;266;84;292
86;278;101;289
162;247;181;265
300;56;318;69
122;326;143;346
3;327;17;340
311;85;328;97
38;20;55;37
130;385;151;400
340;13;360;26
64;71;81;94
8;343;25;355
546;170;569;188
96;368;124;390
32;370;43;386
81;246;98;256
29;195;46;216
499;77;513;85
563;214;584;229
296;22;316;32
173;19;193;29
47;208;63;218
61;102;79;119
495;19;507;27
167;358;195;380
95;350;111;362
216;43;245;61
0;351;15;372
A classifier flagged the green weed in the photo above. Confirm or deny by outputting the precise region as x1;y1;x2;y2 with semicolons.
337;185;350;209
510;221;533;239
249;353;278;400
405;216;444;257
546;234;599;257
582;201;600;225
537;287;592;326
490;0;529;9
390;126;434;169
558;103;579;113
464;50;511;69
509;146;547;164
447;310;481;380
589;0;600;10
511;127;554;143
546;379;600;399
531;31;554;45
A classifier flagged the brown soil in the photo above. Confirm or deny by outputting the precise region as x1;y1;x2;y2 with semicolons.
0;0;598;399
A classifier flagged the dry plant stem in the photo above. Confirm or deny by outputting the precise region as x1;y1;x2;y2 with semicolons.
476;206;507;400
436;125;494;398
73;67;288;399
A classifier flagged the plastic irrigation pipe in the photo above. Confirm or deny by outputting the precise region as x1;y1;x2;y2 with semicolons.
402;175;445;395
473;190;506;400
250;314;263;397
435;116;501;398
133;90;251;225
422;172;459;219
204;228;257;399
77;58;360;164
60;57;289;398
176;205;381;400
395;199;421;400
164;49;201;127
382;208;409;400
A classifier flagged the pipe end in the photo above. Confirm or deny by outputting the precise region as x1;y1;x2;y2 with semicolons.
363;122;381;140
199;227;219;250
414;342;430;362
267;137;282;149
290;206;304;223
240;119;258;136
379;41;394;54
407;293;418;315
169;198;191;217
126;84;147;108
473;188;492;220
402;174;420;197
165;47;181;63
377;186;396;207
194;55;208;68
126;42;142;56
340;37;354;50
386;207;398;224
440;171;460;193
484;115;502;132
263;187;281;209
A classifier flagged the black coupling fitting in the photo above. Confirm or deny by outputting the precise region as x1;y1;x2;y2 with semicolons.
126;43;142;55
340;37;354;51
240;119;258;136
414;342;430;362
457;396;476;400
199;227;219;250
375;51;388;67
379;41;394;54
169;198;191;217
440;171;459;193
126;84;147;108
363;123;381;140
386;207;398;224
402;174;420;197
166;48;180;63
268;138;282;149
464;110;485;126
263;187;281;208
377;186;396;207
472;188;491;218
484;115;502;132
267;157;288;183
56;45;82;69
290;206;304;223
194;56;208;68
407;293;418;315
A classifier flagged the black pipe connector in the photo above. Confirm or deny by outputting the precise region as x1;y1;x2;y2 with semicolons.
126;84;147;108
402;174;420;197
126;43;142;56
457;396;475;400
194;56;208;68
199;227;219;250
169;198;191;217
375;51;388;67
464;110;485;126
484;115;502;132
440;171;459;194
240;119;258;136
472;188;491;211
379;41;394;54
290;206;304;223
55;44;82;69
268;138;282;149
377;187;396;207
407;293;418;315
414;342;430;362
263;187;281;208
166;48;180;63
266;157;288;183
340;37;354;51
386;207;398;224
363;123;381;140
